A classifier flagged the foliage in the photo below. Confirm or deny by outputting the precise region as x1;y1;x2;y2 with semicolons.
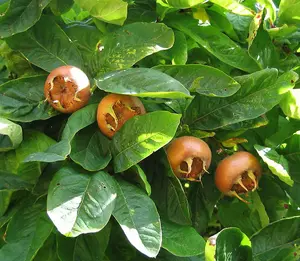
0;0;300;260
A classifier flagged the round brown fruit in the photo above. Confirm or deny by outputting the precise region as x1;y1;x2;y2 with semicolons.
215;151;262;203
166;136;212;182
97;94;146;139
44;66;91;113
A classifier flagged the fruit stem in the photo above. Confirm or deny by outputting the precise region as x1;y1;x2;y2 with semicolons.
90;84;97;93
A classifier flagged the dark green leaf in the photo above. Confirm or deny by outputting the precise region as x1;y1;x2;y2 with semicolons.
162;219;205;257
0;171;32;191
146;149;192;226
154;64;241;97
0;118;22;152
70;124;112;171
34;233;59;261
113;179;162;258
112;111;181;172
165;13;259;73
24;104;97;163
0;191;12;218
6;16;84;72
75;0;128;25
96;68;191;99
56;222;111;261
0;75;58;122
0;0;51;38
50;0;74;15
184;69;298;130
0;200;53;261
217;192;269;237
215;228;252;261
47;165;117;237
251;216;300;261
98;22;174;73
254;145;293;186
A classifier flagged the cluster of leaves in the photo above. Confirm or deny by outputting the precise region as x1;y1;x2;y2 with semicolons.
0;0;300;260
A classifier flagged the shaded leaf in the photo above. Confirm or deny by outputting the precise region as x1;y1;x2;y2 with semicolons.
0;118;22;152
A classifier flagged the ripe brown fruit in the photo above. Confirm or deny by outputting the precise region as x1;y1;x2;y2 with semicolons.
44;66;91;113
97;93;146;138
215;151;262;203
166;136;212;181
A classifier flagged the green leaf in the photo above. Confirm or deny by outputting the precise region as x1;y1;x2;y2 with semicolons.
0;191;12;218
280;89;300;119
255;145;293;186
0;130;56;183
112;179;162;258
163;0;203;9
47;165;117;237
33;233;59;261
162;219;205;257
24;104;97;163
6;15;84;72
218;192;269;237
0;0;51;38
75;0;128;25
215;228;252;261
209;0;254;16
0;200;53;261
96;68;191;99
188;175;221;234
56;223;111;261
0;75;58;122
0;118;22;152
165;13;259;73
147;149;192;226
112;111;181;173
0;171;32;191
251;216;300;261
154;64;241;97
126;164;151;196
98;22;174;73
278;0;300;25
50;0;74;15
70;124;112;171
161;30;187;65
61;3;90;23
184;69;298;130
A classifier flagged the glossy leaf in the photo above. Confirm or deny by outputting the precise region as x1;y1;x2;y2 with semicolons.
251;216;300;261
280;89;300;119
162;219;205;257
0;171;32;191
215;228;252;261
163;0;203;8
47;165;117;237
24;104;97;163
75;0;128;25
112;111;181;172
0;200;53;261
165;13;259;73
184;69;298;130
218;192;269;237
126;165;151;196
209;0;254;16
0;75;57;122
98;22;174;73
278;0;300;25
113;179;162;258
6;15;84;72
70;124;112;171
0;118;22;152
95;68;191;99
0;0;51;38
154;64;241;97
255;145;293;186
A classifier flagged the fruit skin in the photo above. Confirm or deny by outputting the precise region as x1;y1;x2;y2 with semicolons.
44;65;91;113
97;93;146;139
166;136;212;180
215;151;262;194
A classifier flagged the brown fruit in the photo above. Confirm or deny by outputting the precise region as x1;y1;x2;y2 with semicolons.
97;94;146;138
166;136;212;181
215;151;262;203
44;66;91;113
